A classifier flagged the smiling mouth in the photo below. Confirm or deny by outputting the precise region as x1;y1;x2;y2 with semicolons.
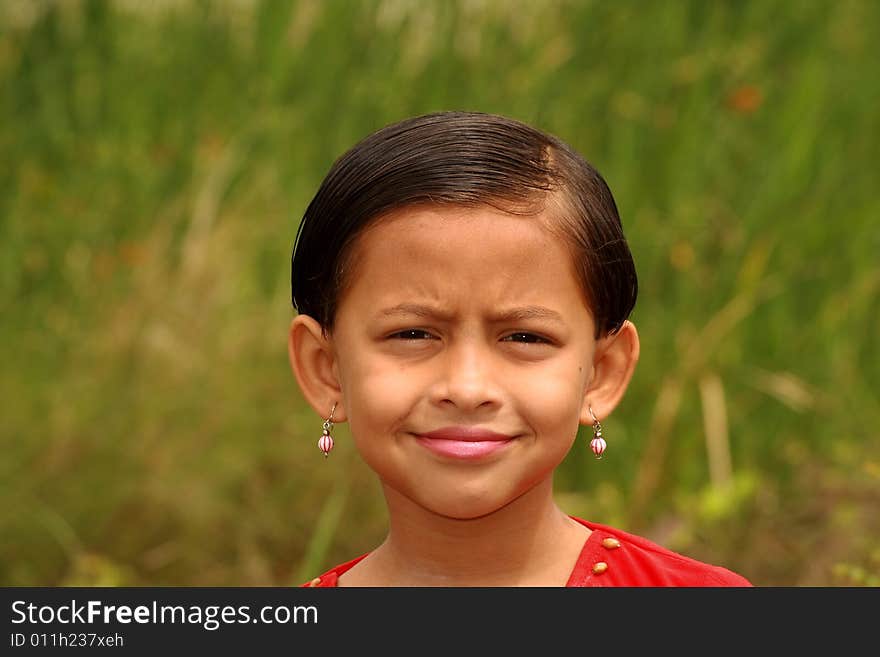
413;434;514;460
416;426;515;441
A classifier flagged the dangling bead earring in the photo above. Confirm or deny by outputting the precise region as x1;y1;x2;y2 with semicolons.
318;402;337;458
589;406;606;459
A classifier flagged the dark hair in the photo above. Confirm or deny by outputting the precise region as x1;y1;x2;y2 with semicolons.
291;111;637;339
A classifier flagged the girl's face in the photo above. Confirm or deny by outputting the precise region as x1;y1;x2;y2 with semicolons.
327;204;601;520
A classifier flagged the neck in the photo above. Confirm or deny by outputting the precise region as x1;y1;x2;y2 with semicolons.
360;478;589;586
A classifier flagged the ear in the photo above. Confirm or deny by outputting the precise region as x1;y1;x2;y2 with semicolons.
287;314;347;422
579;320;640;425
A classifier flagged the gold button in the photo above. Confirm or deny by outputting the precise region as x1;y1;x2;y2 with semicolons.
592;561;608;575
308;577;322;587
602;537;621;549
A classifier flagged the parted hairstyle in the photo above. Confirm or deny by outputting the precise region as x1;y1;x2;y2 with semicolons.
290;111;637;339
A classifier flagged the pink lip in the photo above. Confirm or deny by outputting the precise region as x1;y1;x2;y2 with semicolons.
414;427;515;459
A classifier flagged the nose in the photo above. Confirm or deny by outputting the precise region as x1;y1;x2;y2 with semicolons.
432;338;501;411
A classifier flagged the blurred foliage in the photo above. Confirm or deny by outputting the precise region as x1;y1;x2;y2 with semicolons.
1;0;878;586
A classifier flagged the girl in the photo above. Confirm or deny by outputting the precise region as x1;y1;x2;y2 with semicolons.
287;111;751;587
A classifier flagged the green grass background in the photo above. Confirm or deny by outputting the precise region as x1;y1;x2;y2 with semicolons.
1;0;877;586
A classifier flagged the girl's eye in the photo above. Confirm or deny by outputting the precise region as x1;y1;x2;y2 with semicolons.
502;332;549;344
390;329;436;340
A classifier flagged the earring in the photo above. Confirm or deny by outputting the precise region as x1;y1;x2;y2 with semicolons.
318;402;337;458
589;406;606;459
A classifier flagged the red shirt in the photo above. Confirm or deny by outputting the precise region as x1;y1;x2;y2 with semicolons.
301;516;753;587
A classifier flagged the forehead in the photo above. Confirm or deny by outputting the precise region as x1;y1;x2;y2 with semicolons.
338;204;589;316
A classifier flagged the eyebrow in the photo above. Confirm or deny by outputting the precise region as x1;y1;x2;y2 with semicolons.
376;303;565;324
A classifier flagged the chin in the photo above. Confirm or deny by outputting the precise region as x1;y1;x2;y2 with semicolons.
424;495;513;521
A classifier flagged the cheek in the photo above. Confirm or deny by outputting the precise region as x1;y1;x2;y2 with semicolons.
517;351;588;403
342;354;426;430
516;374;583;431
